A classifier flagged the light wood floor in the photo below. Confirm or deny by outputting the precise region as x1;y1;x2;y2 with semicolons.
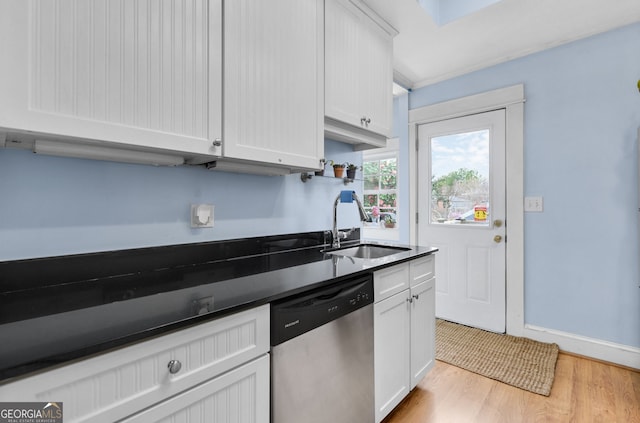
383;353;640;423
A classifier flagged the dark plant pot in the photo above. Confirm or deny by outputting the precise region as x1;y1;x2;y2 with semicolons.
384;222;396;228
346;168;356;179
315;168;325;176
333;166;345;178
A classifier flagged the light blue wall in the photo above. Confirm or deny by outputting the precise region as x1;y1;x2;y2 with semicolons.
409;23;640;348
0;140;362;260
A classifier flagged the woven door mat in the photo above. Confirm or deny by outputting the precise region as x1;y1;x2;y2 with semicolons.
436;319;559;396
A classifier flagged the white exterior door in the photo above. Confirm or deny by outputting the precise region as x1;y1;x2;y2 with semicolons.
417;110;506;333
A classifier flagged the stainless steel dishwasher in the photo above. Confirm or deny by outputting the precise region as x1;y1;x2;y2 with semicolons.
271;274;374;423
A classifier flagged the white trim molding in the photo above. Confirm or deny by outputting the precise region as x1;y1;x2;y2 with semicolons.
409;83;525;338
524;325;640;369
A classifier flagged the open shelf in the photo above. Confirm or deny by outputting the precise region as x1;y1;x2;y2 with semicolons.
300;173;359;185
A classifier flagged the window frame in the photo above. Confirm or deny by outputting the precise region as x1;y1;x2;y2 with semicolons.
362;138;400;241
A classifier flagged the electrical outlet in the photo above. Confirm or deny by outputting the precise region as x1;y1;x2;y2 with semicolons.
524;196;543;212
192;295;215;315
191;204;214;228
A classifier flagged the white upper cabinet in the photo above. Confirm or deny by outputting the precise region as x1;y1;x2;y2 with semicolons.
222;0;324;171
0;0;324;173
0;0;222;164
325;0;396;150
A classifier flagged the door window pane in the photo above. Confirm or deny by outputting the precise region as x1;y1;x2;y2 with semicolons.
430;129;490;226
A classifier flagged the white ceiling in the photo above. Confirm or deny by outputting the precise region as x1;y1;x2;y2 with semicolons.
363;0;640;89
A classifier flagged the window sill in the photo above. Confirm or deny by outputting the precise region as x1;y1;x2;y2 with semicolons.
362;226;399;242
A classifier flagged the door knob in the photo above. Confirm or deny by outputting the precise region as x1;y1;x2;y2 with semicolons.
493;235;503;243
494;219;503;228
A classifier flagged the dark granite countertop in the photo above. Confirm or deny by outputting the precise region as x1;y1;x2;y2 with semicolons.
0;230;437;382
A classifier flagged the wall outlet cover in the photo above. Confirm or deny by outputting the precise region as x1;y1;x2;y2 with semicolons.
191;204;214;228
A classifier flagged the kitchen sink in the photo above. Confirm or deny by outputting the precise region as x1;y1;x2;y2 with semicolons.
325;244;411;259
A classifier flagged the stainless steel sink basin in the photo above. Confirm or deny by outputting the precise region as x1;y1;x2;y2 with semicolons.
325;244;411;259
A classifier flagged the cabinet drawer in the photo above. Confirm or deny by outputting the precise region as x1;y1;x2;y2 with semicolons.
120;354;270;423
0;304;270;423
374;263;410;302
410;255;435;287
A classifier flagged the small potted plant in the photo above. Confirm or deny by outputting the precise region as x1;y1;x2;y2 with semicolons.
329;160;346;178
315;158;327;176
345;163;361;179
384;214;396;228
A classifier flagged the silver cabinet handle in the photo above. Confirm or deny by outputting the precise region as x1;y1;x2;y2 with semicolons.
365;118;371;125
406;297;413;304
212;138;222;147
167;359;182;374
413;294;420;300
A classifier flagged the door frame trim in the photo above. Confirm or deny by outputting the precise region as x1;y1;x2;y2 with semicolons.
408;84;525;336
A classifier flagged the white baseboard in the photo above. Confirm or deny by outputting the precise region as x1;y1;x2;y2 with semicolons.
522;324;640;369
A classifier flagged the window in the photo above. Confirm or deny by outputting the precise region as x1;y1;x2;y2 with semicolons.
430;129;490;226
362;139;399;240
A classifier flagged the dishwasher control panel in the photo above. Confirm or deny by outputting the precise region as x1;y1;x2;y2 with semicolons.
270;275;374;346
348;290;371;306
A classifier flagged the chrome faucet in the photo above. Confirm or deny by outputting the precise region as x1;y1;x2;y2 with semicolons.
332;190;371;249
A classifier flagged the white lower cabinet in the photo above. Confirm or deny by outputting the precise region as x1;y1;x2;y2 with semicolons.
0;305;270;423
374;257;436;423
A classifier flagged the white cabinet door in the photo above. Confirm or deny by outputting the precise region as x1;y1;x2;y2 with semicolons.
325;0;394;146
374;290;411;423
325;0;361;130
223;0;324;170
120;354;270;423
0;0;221;162
410;278;436;389
357;14;393;138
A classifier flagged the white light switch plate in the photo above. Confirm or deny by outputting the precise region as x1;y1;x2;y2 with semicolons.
524;196;544;212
